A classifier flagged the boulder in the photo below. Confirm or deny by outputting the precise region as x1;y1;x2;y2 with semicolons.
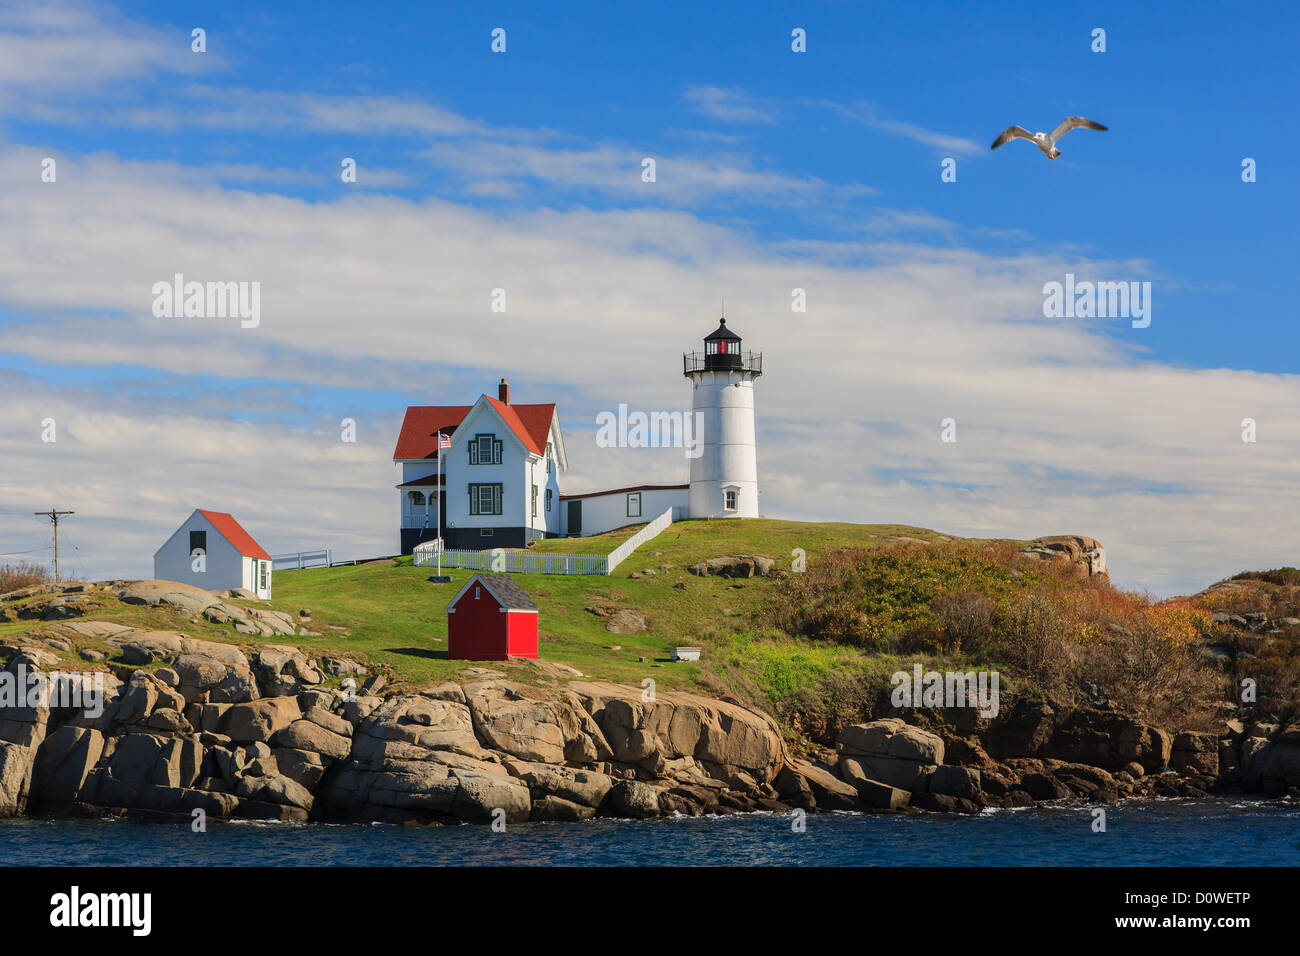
1171;731;1220;777
113;675;159;725
465;683;568;764
119;632;258;704
1017;536;1108;581
1241;722;1300;791
303;706;352;738
254;645;325;696
603;779;660;818
1018;772;1074;802
772;764;817;810
152;737;203;790
273;748;326;789
254;774;315;812
686;556;775;579
531;795;597;822
502;759;614;807
781;758;860;811
837;757;910;808
1033;707;1171;772
985;698;1057;759
61;621;137;640
569;681;781;785
33;726;105;804
223;698;303;743
928;764;982;801
842;753;933;792
117;580;221;615
839;719;945;764
320;758;531;825
0;742;39;816
355;696;485;760
273;720;352;762
145;709;192;734
321;657;368;678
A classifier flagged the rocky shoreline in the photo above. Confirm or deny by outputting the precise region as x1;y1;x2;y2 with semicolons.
2;580;1299;826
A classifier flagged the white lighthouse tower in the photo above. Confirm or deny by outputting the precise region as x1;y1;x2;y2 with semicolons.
683;317;762;519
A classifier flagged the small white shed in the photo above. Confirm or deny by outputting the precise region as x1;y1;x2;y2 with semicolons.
153;509;273;599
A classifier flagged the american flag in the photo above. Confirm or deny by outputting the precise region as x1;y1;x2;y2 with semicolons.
436;432;451;450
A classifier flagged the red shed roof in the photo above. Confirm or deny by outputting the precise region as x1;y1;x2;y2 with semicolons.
197;509;271;561
393;398;554;460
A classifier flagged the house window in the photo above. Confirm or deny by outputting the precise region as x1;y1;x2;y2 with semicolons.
258;561;268;591
469;483;503;515
189;530;206;555
546;441;554;474
480;528;494;537
408;490;426;507
627;492;642;518
545;489;553;512
724;489;738;511
469;433;502;465
532;484;539;517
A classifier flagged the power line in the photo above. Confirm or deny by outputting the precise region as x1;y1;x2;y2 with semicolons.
0;545;53;557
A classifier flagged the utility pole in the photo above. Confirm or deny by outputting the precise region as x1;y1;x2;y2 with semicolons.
34;509;75;581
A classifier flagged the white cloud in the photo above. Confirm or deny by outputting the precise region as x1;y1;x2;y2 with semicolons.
0;0;209;100
683;85;776;125
819;100;983;156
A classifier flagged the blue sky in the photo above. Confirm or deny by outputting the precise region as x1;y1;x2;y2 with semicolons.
0;0;1296;593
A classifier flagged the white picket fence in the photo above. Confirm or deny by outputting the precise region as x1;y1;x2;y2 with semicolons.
412;508;673;576
604;507;673;573
272;549;333;571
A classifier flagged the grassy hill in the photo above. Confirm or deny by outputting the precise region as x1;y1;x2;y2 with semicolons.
0;519;952;700
263;519;956;691
5;517;1248;747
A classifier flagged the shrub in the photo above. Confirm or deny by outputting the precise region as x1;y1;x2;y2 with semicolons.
0;561;52;593
765;538;1220;728
930;589;998;653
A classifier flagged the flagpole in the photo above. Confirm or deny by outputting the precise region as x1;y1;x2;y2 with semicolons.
436;439;442;578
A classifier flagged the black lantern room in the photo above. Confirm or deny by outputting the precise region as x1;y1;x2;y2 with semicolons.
683;317;762;377
702;318;742;369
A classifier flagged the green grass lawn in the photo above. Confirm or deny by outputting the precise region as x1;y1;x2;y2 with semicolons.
264;518;957;690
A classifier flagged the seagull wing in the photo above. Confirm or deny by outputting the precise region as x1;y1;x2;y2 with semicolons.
990;125;1035;150
1047;116;1107;145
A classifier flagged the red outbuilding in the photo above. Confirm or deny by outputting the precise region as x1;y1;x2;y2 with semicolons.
445;573;540;661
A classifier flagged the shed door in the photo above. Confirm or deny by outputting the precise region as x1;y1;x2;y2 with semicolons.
567;499;581;535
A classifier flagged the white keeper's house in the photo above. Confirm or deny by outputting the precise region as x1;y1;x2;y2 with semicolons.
392;318;762;553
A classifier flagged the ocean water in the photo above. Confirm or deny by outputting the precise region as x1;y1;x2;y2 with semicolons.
1;798;1297;866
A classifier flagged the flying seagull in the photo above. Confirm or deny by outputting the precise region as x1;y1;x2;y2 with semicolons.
990;116;1107;159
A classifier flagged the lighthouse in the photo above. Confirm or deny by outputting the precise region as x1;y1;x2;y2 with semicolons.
683;317;762;519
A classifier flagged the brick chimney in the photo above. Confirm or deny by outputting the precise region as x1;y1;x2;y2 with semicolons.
498;378;510;405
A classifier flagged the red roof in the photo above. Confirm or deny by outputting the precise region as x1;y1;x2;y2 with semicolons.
393;399;554;460
197;510;271;561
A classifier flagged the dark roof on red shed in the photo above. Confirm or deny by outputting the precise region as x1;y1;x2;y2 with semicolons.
446;573;539;613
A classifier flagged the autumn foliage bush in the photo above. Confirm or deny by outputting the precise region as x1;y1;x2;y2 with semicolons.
767;541;1219;727
0;561;52;593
